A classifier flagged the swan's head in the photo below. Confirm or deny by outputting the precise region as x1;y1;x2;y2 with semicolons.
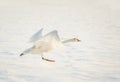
72;38;81;42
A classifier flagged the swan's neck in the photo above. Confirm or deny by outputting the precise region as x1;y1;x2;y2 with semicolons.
62;38;75;44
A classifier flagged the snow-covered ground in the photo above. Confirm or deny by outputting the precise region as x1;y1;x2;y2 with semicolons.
0;0;120;82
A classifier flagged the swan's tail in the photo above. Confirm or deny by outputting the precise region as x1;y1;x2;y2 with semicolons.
20;53;24;56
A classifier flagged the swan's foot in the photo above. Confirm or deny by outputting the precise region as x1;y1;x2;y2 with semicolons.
42;57;55;62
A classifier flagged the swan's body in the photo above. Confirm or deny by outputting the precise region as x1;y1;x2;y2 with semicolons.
20;28;80;62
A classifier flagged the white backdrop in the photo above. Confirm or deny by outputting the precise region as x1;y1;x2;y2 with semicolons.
0;0;120;82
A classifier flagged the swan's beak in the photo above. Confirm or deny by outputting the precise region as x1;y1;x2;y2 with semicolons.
20;53;24;56
77;39;81;42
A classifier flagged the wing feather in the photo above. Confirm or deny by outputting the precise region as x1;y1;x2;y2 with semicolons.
35;30;64;50
44;30;60;41
29;28;43;43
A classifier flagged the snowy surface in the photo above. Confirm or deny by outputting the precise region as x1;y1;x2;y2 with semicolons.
0;0;120;82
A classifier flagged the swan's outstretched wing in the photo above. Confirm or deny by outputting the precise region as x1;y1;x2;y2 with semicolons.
35;30;64;50
44;30;61;41
29;28;43;43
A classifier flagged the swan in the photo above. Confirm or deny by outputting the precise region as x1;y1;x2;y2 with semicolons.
20;28;80;62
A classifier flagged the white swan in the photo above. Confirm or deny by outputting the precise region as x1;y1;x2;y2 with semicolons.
20;28;80;62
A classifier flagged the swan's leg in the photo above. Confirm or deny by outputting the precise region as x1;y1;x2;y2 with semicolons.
41;54;55;62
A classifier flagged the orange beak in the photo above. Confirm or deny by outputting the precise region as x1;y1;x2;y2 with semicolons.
77;39;81;42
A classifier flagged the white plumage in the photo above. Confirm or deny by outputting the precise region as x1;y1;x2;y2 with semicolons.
20;28;80;62
31;30;64;54
29;28;43;43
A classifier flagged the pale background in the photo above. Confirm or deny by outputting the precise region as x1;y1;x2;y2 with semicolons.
0;0;120;82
